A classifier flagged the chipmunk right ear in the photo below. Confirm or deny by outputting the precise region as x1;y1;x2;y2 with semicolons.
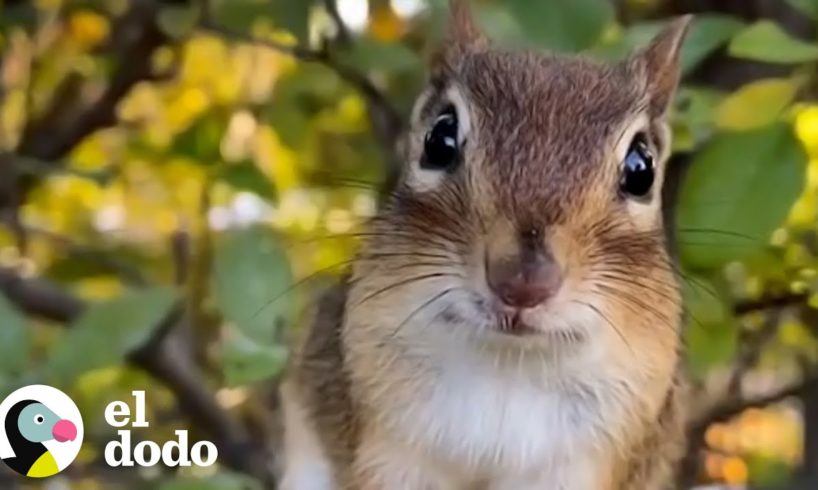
631;15;693;116
430;0;488;73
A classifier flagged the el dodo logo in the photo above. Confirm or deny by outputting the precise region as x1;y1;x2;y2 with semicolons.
104;390;217;468
0;385;82;478
1;387;216;479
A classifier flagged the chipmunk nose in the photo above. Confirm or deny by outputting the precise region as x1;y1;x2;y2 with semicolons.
486;247;562;309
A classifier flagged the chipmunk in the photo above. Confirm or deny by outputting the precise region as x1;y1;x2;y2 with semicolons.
278;1;692;489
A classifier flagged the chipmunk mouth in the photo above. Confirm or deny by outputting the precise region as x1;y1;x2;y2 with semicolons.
496;312;540;336
494;312;585;344
446;293;585;342
441;307;585;345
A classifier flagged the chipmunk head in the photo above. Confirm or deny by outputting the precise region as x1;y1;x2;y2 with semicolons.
350;1;690;364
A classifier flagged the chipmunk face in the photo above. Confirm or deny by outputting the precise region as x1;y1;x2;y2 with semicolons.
350;2;689;363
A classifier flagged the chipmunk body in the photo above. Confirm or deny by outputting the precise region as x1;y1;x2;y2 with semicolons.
279;2;691;489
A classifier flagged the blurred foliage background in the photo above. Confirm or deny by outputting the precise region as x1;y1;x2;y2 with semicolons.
0;0;817;488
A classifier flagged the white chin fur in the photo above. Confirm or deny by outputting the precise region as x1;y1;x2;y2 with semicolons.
346;291;632;488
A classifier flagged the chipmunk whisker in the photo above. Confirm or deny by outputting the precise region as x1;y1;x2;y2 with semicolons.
388;287;460;339
570;299;634;356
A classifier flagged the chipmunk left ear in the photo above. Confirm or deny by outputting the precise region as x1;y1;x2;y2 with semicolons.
430;0;489;74
447;0;487;48
632;15;693;115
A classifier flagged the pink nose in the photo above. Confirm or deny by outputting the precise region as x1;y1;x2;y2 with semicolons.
52;419;77;442
487;250;563;309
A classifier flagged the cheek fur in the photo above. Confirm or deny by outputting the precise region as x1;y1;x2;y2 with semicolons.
553;217;678;316
405;164;448;194
625;195;664;231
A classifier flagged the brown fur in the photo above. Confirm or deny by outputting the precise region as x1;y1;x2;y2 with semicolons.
280;2;692;489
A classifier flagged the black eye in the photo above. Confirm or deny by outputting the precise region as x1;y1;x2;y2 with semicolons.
620;134;655;197
421;106;459;171
34;414;44;424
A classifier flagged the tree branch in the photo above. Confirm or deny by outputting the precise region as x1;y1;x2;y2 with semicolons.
800;379;818;485
679;373;818;488
324;0;352;45
734;292;809;315
198;21;405;159
0;266;277;486
0;219;148;286
15;0;168;163
0;267;84;322
727;316;778;395
690;373;818;437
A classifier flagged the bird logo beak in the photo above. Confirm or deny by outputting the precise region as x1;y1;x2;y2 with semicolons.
52;419;77;443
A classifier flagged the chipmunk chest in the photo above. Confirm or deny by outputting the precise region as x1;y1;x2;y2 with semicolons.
394;358;612;476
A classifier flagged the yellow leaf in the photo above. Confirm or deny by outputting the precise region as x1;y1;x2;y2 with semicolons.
166;87;209;129
788;191;817;226
34;0;63;10
368;5;405;42
796;106;818;156
75;276;125;300
68;10;110;49
714;78;798;130
722;456;748;485
255;125;300;191
69;133;111;171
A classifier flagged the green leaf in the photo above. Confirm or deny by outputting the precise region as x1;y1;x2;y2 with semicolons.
786;0;818;19
262;102;311;148
218;163;277;201
685;319;737;380
593;15;743;74
261;65;342;147
339;40;422;74
677;123;807;270
172;112;229;165
211;0;271;32
507;0;614;52
682;276;737;379
212;0;311;43
591;22;660;61
158;4;201;39
0;295;30;377
729;21;818;63
273;64;343;103
212;227;292;343
473;3;530;48
673;86;726;149
45;245;153;283
270;0;312;43
714;78;800;130
48;288;177;383
221;330;288;386
679;15;745;74
160;472;262;490
0;2;38;33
